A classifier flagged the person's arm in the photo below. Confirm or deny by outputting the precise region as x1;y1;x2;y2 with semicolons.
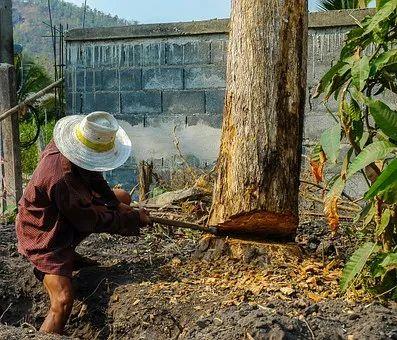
81;169;120;208
52;176;140;236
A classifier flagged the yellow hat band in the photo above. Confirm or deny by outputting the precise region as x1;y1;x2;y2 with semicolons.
75;126;115;153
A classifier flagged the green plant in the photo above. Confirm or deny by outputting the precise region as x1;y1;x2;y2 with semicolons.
0;204;18;224
318;0;371;11
312;0;397;298
15;54;52;103
20;119;55;176
14;54;57;176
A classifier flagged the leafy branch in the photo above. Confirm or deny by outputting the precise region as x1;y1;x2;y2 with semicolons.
311;0;397;299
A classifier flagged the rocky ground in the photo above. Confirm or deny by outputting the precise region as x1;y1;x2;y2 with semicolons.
0;221;396;340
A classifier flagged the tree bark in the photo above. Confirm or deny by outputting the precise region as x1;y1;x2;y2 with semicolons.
208;0;308;238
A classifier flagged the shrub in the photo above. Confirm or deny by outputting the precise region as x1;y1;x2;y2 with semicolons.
312;0;397;298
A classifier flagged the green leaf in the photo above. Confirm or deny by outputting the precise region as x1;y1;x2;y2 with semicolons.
370;252;388;278
383;62;397;74
347;98;362;121
350;87;369;106
353;202;372;223
152;186;167;197
3;204;17;215
314;61;351;99
320;124;341;164
364;1;397;36
318;0;371;11
365;159;397;200
358;132;369;150
340;242;380;292
341;148;354;180
347;141;396;178
375;209;391;237
371;49;397;76
352;119;364;144
363;203;376;227
368;99;397;140
352;55;370;91
379;252;397;271
377;0;392;10
340;24;371;59
378;180;397;203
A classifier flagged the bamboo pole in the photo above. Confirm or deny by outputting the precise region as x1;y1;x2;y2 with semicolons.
0;78;64;123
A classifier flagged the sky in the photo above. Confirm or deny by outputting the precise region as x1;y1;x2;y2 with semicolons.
65;0;322;24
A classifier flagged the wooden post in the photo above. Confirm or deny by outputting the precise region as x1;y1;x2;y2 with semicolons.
0;0;23;210
208;0;308;238
0;0;14;64
0;64;23;210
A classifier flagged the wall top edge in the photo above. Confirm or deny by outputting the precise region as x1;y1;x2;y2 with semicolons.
65;8;376;42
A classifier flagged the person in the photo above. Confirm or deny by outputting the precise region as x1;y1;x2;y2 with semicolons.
15;111;150;334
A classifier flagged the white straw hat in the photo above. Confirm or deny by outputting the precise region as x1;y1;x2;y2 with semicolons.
53;111;132;172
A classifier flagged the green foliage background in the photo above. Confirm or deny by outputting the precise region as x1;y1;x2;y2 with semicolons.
20;120;55;176
318;0;371;11
12;0;136;72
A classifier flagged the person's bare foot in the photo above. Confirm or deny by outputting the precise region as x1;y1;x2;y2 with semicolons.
40;274;73;334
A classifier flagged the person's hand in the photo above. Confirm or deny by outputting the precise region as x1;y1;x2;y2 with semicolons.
138;208;151;228
117;202;133;215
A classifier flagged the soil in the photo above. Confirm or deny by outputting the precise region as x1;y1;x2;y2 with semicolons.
0;221;396;340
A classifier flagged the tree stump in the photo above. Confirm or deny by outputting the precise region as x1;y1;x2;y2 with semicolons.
193;235;302;266
208;0;308;238
138;161;153;201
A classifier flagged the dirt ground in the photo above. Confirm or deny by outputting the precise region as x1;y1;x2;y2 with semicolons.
0;221;396;340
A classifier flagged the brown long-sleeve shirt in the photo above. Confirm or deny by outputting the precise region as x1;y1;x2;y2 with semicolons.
16;140;140;277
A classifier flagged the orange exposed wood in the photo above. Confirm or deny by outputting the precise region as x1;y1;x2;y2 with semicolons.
211;211;298;238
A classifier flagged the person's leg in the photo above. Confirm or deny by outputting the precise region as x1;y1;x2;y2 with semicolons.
72;251;99;270
40;274;74;334
113;188;132;205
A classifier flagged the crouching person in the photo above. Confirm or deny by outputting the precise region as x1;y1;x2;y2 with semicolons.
15;111;150;334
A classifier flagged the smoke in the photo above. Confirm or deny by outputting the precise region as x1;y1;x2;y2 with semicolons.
118;120;221;164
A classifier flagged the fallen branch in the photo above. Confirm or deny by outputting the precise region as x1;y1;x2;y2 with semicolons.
302;194;360;213
302;317;315;340
150;212;188;220
0;302;12;322
151;216;217;234
145;187;208;206
131;203;182;210
300;179;356;202
129;183;139;197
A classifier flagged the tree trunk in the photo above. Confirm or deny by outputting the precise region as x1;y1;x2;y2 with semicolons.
208;0;308;238
138;161;153;201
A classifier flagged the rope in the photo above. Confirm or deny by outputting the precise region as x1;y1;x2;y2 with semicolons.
19;106;41;149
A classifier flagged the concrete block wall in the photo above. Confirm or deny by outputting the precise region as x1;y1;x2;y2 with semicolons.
65;9;376;195
66;25;228;123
